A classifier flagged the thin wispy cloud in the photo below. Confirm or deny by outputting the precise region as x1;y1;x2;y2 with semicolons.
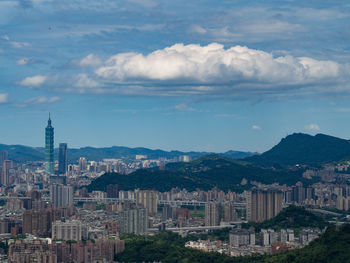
74;74;100;89
174;103;195;111
305;123;320;131
0;94;9;103
17;96;61;108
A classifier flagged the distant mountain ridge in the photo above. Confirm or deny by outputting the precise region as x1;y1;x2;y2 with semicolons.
247;133;350;166
0;144;256;163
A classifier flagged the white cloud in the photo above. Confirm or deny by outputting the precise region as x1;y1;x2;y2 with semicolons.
174;103;195;111
16;58;44;66
17;96;60;107
11;41;29;48
16;58;29;65
305;123;320;131
252;125;261;130
2;35;29;48
20;75;47;87
74;73;100;88
27;43;350;99
95;43;345;86
27;96;60;104
79;54;102;67
0;94;8;103
190;25;207;34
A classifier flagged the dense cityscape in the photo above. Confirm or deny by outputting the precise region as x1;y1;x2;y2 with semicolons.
0;116;348;262
2;0;350;262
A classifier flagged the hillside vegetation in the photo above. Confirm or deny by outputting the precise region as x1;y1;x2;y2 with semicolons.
87;156;313;192
242;205;328;231
247;133;350;166
116;224;350;263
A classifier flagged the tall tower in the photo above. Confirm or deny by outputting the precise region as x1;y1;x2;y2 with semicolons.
58;143;68;175
0;150;8;168
2;160;13;186
45;114;54;174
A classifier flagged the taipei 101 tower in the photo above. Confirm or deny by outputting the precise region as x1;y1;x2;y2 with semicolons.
45;114;54;174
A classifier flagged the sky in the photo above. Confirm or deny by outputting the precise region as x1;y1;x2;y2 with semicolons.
1;0;350;153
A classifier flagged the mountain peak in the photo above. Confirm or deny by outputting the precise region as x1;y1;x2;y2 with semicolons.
247;133;350;166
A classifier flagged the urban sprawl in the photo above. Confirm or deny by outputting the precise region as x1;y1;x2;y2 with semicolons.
0;117;349;262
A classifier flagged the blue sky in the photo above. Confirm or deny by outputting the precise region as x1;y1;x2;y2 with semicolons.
1;0;350;152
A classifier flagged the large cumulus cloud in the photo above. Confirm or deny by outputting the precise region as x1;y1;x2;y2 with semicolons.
19;43;350;99
95;43;343;86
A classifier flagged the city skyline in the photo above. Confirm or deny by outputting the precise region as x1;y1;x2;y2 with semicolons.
1;1;350;153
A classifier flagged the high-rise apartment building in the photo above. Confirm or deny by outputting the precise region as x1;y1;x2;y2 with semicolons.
8;239;57;263
205;201;221;226
78;157;87;172
0;218;16;234
223;201;237;222
135;189;157;215
246;189;283;222
50;184;73;208
118;208;148;234
23;208;75;237
45;115;54;174
107;184;120;198
58;143;68;175
22;210;52;237
162;204;176;221
52;220;87;241
2;159;13;186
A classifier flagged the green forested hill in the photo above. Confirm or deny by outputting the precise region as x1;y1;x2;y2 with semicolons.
247;133;350;166
87;156;313;192
242;205;329;231
116;224;350;263
263;224;350;263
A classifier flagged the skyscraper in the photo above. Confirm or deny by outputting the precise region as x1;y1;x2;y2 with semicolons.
2;160;13;186
45;115;54;174
0;150;8;168
58;143;68;175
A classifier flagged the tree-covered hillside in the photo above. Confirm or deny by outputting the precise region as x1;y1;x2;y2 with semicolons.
116;224;350;263
242;205;329;231
247;133;350;166
87;156;316;192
